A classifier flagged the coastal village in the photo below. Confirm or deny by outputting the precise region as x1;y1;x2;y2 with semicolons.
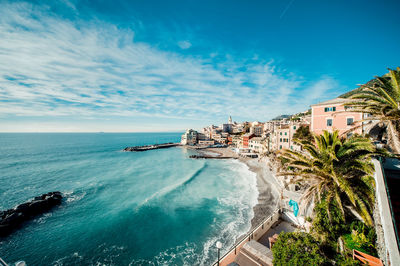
1;1;399;265
181;97;377;156
180;70;400;266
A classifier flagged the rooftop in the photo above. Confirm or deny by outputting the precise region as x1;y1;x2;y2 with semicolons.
310;97;349;107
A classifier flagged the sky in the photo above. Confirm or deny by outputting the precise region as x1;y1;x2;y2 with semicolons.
0;0;399;132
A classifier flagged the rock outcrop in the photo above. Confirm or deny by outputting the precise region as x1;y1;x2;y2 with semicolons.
0;191;63;237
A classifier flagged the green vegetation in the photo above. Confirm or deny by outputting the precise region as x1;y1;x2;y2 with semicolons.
291;109;311;121
279;130;377;226
292;125;312;143
311;200;346;242
272;69;400;264
343;221;377;256
274;130;383;264
272;232;328;265
345;67;400;154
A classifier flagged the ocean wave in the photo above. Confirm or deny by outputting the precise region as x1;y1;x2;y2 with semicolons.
135;162;208;209
64;190;87;203
53;245;126;266
34;212;53;224
129;242;200;266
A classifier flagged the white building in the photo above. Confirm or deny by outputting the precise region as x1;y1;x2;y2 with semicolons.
249;137;265;153
181;129;198;145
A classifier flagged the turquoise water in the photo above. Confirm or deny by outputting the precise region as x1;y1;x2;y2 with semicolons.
0;133;258;265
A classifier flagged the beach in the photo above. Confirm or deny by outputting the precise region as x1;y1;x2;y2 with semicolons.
198;147;280;229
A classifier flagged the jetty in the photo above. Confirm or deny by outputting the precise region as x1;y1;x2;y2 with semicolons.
124;142;180;152
189;155;236;159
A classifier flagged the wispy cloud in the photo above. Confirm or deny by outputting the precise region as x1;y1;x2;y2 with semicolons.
177;40;192;49
0;1;339;131
280;0;296;19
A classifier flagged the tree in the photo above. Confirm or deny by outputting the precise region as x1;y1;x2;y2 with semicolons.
279;131;377;226
345;68;400;154
272;232;328;265
312;199;347;242
293;125;313;143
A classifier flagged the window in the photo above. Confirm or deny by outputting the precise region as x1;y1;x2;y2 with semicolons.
293;126;296;130
347;118;354;125
280;132;282;135
290;146;293;150
279;145;282;149
327;119;333;126
280;138;282;142
324;107;337;112
285;132;287;136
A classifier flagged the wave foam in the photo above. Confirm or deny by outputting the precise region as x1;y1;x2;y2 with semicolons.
135;162;207;209
64;191;87;203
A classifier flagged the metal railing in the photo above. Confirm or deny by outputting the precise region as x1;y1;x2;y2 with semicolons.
0;257;8;266
212;207;281;266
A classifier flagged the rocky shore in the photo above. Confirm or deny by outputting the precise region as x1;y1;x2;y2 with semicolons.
0;191;63;237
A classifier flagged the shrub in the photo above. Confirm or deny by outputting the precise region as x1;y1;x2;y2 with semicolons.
343;221;377;256
293;125;312;143
312;200;346;242
272;232;328;265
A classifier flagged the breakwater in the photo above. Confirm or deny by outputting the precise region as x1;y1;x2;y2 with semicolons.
124;142;180;152
0;192;63;237
189;155;236;159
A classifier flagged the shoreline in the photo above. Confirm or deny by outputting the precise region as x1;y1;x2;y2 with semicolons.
196;147;280;229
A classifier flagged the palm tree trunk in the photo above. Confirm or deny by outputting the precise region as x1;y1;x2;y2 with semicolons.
387;121;400;155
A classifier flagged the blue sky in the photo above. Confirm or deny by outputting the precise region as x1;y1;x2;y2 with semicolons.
0;0;399;132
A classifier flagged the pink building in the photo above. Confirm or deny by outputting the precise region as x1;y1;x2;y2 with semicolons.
311;98;363;136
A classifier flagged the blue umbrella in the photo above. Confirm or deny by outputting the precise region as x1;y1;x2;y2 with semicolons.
289;199;299;217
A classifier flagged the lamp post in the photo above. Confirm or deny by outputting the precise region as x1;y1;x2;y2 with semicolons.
216;241;222;266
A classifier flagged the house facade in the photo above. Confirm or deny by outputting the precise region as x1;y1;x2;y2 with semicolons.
249;137;265;153
311;98;363;136
242;133;254;149
181;129;198;145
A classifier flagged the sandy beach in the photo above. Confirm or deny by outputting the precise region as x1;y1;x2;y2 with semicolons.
198;147;280;229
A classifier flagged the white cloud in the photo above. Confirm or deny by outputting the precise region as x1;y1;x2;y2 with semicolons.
177;40;192;49
0;2;341;131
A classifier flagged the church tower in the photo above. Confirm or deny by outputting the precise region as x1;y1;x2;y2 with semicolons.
228;116;232;124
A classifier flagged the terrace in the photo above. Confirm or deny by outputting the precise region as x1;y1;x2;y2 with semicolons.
213;209;303;266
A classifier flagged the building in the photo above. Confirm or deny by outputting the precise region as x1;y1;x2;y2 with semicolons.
311;98;363;136
275;126;290;150
271;121;304;151
250;123;264;136
249;137;265;153
198;140;215;146
232;123;244;134
222;124;232;133
181;129;198;145
242;133;254;149
231;135;242;147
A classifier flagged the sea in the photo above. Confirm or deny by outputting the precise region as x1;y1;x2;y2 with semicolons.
0;133;258;265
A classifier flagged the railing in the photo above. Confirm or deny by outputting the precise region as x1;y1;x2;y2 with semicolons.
212;207;281;266
0;257;8;266
353;249;383;265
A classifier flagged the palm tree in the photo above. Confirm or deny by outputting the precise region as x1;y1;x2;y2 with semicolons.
279;131;376;226
345;67;400;154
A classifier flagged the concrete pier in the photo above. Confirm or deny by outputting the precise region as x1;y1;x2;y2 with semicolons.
124;143;180;152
